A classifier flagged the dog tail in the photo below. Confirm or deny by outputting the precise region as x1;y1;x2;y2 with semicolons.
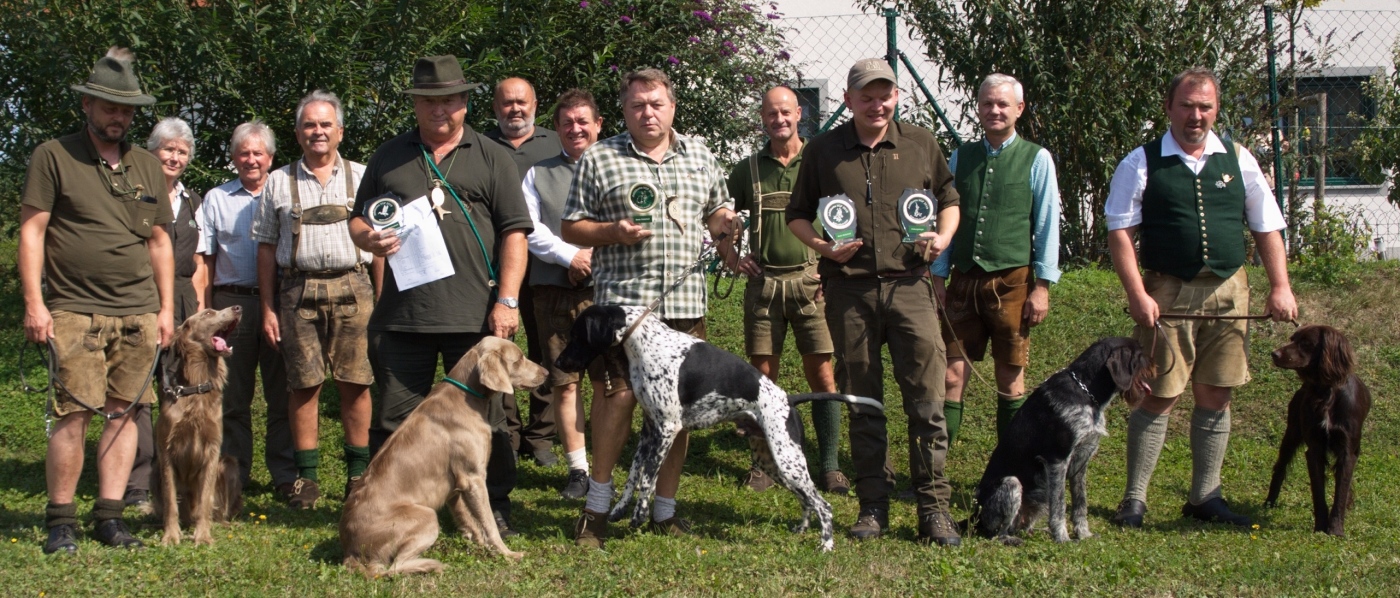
788;393;884;412
344;556;444;578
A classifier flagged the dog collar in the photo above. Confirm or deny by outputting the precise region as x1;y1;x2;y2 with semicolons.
160;359;214;401
443;376;486;398
1069;371;1091;395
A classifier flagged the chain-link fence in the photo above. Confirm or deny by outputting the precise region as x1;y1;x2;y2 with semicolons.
781;7;1400;260
1269;8;1400;257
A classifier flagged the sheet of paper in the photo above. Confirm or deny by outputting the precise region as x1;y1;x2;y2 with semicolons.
374;196;454;291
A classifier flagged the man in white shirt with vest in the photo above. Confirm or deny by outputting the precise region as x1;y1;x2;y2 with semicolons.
1106;67;1296;528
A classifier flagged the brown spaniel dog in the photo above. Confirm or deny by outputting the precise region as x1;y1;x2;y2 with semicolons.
1266;325;1371;537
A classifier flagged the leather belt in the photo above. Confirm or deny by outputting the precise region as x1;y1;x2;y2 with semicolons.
214;285;259;296
281;263;366;279
877;267;929;279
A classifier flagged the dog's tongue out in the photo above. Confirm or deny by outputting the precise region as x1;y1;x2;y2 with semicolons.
212;335;229;353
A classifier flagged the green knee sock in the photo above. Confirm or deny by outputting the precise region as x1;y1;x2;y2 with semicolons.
1124;409;1170;502
811;399;842;473
344;444;371;479
90;497;124;523
46;502;77;528
1189;407;1231;505
995;395;1026;443
294;449;320;482
943;401;964;444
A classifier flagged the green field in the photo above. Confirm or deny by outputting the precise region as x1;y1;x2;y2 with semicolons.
2;264;1398;596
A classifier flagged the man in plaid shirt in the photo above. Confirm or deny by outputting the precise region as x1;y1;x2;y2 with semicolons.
561;68;738;548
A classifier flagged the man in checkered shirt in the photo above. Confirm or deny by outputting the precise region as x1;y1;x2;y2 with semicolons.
560;68;739;548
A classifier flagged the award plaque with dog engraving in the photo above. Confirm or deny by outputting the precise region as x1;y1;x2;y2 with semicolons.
898;188;936;243
818;194;858;248
628;182;658;224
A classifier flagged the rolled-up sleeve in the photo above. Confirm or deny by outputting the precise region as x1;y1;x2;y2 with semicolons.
1104;147;1147;231
1030;148;1062;283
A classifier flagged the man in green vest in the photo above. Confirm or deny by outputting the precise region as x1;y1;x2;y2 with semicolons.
930;74;1060;446
1106;67;1296;528
726;86;848;495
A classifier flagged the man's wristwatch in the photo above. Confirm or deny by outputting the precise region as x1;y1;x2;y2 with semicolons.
496;296;519;309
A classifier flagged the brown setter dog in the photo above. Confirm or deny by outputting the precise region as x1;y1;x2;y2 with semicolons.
153;306;244;546
1266;325;1371;537
341;337;546;576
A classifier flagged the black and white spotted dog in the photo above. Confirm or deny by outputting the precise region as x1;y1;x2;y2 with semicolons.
556;304;882;552
969;337;1153;545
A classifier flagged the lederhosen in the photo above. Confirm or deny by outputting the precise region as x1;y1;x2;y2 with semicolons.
281;159;366;319
748;154;819;318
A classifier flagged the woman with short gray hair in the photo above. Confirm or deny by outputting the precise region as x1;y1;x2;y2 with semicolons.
122;116;208;511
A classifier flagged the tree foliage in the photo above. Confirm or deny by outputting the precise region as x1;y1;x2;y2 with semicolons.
1352;39;1400;206
866;0;1272;263
0;0;795;230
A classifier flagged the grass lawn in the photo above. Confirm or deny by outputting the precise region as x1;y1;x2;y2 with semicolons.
2;263;1399;596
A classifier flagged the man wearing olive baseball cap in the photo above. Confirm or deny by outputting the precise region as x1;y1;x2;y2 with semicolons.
787;57;962;545
21;47;174;554
348;55;533;538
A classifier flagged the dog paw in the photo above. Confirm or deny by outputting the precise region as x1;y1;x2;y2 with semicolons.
194;533;213;546
1073;530;1097;541
1263;499;1279;509
1051;533;1071;544
997;535;1025;547
161;532;181;547
818;539;834;552
502;549;524;561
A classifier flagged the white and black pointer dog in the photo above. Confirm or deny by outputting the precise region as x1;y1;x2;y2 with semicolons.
556;304;883;552
969;337;1153;545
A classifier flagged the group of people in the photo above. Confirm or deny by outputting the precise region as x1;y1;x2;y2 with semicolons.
21;46;1296;556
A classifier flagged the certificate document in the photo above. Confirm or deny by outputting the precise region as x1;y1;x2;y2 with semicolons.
375;196;454;290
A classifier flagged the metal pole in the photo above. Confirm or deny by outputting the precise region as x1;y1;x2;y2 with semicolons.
820;104;847;134
899;51;963;146
1266;4;1286;217
885;3;899;120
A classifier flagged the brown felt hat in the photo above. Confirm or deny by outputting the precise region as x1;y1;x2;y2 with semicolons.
847;58;897;91
403;55;482;96
70;47;156;106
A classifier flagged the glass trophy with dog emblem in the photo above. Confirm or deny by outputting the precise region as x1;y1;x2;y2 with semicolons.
818;194;858;248
898;188;936;243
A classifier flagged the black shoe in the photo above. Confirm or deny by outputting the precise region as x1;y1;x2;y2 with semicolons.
523;448;559;468
43;524;78;555
1112;498;1146;528
92;519;144;549
560;469;590;500
122;488;150;508
493;511;520;539
1181;497;1252;527
916;510;962;547
848;507;888;541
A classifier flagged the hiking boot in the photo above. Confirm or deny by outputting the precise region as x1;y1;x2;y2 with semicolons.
1182;497;1252;527
648;516;692;537
560;469;590;500
820;471;851;495
93;519;144;549
493;511;520;539
288;478;320;510
917;511;962;547
43;524;78;555
122;488;150;508
344;476;364;500
522;448;559;468
743;467;775;492
1113;498;1146;528
848;507;888;540
574;508;608;549
274;481;298;502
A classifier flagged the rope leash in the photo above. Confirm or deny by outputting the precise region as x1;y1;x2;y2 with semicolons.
620;232;729;345
20;339;163;436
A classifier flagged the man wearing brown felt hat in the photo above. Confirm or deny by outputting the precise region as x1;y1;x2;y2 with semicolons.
349;55;533;537
21;47;174;554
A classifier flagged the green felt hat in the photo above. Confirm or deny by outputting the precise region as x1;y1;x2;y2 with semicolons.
403;55;482;96
70;48;156;106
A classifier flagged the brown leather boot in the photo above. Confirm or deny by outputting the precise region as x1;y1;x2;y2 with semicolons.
574;508;609;549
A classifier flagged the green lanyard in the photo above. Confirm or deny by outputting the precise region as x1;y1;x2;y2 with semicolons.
421;146;497;284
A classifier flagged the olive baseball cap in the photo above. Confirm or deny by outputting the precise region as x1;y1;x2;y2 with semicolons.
403;55;483;96
847;58;897;91
70;47;156;106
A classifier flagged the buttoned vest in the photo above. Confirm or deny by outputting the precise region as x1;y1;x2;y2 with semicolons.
170;189;201;279
1140;137;1247;281
528;155;584;288
950;138;1039;273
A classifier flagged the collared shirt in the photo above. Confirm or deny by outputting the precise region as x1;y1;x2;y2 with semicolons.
251;154;372;271
930;133;1062;283
21;130;173;315
562;131;732;319
199;178;263;287
725;139;817;268
353;126;532;333
1105;131;1283;232
523;151;582;269
485;126;563;181
787;120;959;279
